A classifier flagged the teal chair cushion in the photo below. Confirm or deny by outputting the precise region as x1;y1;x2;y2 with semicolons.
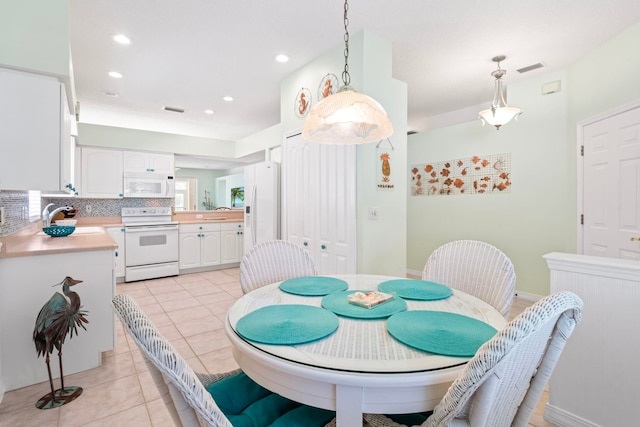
386;411;432;425
268;405;336;427
206;372;333;427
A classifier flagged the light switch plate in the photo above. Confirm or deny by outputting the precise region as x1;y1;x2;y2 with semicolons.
368;207;378;220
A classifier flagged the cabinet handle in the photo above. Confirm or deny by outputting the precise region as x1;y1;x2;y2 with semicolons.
631;237;640;242
321;245;326;250
115;251;118;257
303;242;308;246
118;193;123;198
199;226;203;230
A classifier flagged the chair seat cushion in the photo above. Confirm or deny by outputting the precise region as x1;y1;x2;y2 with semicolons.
386;411;432;425
206;372;333;427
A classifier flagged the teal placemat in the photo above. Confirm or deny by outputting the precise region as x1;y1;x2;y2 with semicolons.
279;276;348;296
378;279;452;301
386;311;497;357
321;290;407;319
236;304;339;345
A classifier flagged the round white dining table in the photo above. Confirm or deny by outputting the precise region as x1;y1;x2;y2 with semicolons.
225;274;506;427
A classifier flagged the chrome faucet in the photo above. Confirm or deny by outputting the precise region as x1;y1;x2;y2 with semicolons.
42;203;72;227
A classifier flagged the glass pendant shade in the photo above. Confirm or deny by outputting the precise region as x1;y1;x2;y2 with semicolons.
302;85;394;144
479;59;522;130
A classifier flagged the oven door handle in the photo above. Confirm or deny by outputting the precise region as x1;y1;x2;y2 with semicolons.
125;226;178;233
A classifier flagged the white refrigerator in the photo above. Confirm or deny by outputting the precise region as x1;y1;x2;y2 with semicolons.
243;161;280;254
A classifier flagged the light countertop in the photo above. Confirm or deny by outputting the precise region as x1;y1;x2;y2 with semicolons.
0;224;117;259
0;212;245;259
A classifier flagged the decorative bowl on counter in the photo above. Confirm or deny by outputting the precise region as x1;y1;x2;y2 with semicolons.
55;219;78;226
42;226;76;237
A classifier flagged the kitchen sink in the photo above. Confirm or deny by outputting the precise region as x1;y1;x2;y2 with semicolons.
36;226;104;236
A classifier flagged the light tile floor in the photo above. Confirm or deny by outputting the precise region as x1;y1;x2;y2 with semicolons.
0;269;557;426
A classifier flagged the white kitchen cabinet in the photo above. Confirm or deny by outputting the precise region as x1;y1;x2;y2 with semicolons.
179;222;242;271
81;147;124;198
221;222;244;264
0;67;76;193
123;151;174;174
282;132;356;274
179;223;221;269
106;226;126;280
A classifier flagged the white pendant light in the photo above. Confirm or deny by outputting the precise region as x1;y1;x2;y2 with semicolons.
478;55;522;130
302;0;393;144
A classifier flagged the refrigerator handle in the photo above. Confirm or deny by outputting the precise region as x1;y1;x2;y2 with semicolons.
251;184;257;247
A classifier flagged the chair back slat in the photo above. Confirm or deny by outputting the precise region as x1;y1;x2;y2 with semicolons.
240;240;318;294
423;240;516;318
425;291;583;427
112;294;233;427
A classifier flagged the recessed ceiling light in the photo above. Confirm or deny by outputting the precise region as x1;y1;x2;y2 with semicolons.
108;71;123;79
102;91;119;97
275;54;289;63
204;109;215;115
222;96;234;102
111;34;131;45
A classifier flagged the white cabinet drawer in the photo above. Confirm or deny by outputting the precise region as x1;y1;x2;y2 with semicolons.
179;223;221;233
220;222;243;231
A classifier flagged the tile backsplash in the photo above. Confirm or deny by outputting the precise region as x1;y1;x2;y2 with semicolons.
0;190;172;236
0;191;31;236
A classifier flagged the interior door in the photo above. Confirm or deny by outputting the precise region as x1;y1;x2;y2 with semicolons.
582;104;640;259
282;132;356;274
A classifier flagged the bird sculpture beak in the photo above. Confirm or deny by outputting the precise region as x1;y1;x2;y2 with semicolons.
52;277;84;287
66;277;83;286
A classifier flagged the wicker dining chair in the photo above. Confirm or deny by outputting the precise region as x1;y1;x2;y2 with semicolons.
363;291;583;427
422;240;516;319
240;239;318;294
112;294;335;427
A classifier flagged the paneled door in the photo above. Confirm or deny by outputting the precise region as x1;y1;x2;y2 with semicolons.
282;132;356;274
582;104;640;259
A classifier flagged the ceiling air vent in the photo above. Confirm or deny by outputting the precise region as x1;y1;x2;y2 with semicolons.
163;106;185;113
516;62;545;74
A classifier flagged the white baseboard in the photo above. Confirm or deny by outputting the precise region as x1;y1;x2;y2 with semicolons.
513;290;543;302
545;403;601;427
406;268;421;278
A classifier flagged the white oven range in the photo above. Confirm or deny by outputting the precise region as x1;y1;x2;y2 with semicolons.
122;207;179;282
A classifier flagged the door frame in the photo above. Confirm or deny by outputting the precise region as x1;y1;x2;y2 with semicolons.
577;99;640;254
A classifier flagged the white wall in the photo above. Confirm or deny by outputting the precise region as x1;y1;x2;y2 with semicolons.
408;69;569;297
77;123;237;158
0;1;70;80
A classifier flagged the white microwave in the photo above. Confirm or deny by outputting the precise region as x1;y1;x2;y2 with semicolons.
123;172;175;198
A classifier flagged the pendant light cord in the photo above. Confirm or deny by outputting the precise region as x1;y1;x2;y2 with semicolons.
342;0;351;87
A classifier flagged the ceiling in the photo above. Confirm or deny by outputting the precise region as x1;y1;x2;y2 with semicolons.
70;1;640;149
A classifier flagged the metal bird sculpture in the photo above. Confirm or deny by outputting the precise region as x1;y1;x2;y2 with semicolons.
33;276;89;409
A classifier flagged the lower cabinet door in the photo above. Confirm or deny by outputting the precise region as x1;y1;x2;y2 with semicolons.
179;233;201;269
200;232;221;266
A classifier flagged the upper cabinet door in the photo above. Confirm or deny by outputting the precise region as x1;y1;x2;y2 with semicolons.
123;151;174;174
81;147;123;198
0;68;64;192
